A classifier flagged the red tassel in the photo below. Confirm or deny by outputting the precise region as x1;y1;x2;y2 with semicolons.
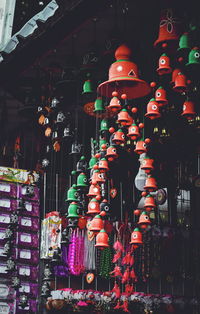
121;300;129;313
113;300;121;309
122;268;130;283
130;269;137;282
125;284;134;296
129;255;134;266
112;251;122;263
113;240;124;252
110;266;122;277
112;282;121;299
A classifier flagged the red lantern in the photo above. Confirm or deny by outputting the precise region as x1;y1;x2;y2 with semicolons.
87;184;101;197
145;98;161;120
108;94;122;112
170;68;181;86
155;86;168;106
144;176;158;192
140;157;154;174
106;146;118;161
138;211;151;229
144;195;156;211
95;229;109;248
112;129;125;145
87;198;100;215
134;140;147;155
99;158;109;172
117;109;130;125
173;72;187;93
157;54;172;75
181;100;196;120
98;44;151;99
91;170;106;185
90;215;104;232
154;9;181;49
130;228;143;245
127;123;140;140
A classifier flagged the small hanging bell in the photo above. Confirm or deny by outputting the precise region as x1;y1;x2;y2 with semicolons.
112;129;125;145
99;158;109;172
66;202;79;218
76;172;88;188
107;92;122;113
87;184;101;198
93;97;104;113
173;72;187;93
82;79;94;94
88;156;98;169
138;211;151;229
130;228;143;245
90;215;104;232
134;140;147;155
50;97;60;109
105;145;118;161
157;54;172;75
144;194;156;211
155;86;168;106
127;123;140;140
140;157;154;174
117;109;130;126
144;176;158;192
186;47;200;67
100;199;110;212
145;98;161;120
95;229;109;249
100;119;109;133
87;198;100;215
181;100;196;120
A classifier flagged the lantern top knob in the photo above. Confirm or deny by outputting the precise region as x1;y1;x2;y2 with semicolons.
115;44;131;60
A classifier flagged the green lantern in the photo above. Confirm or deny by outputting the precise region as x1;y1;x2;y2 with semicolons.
178;32;191;51
99;138;108;149
186;47;200;66
66;202;79;218
66;184;78;202
77;172;88;188
93;97;104;112
88;156;97;169
100;119;109;132
82;79;94;94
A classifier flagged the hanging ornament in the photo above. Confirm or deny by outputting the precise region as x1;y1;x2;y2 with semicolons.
186;47;200;67
95;229;109;249
112;129;125;145
93;97;105;114
86;272;95;284
181;99;196;120
100;199;110;213
134;140;147;155
145;98;161;120
138;211;151;229
76;156;87;173
87;198;100;215
130;228;143;246
66;185;78;202
117;108;131;126
140;157;154;174
87;184;101;198
82;77;94;94
173;72;187;93
66;202;79;219
178;32;191;52
155;86;168;106
154;8;182;49
144;175;158;192
90;215;104;232
98;44;151;99
99;158;109;172
170;68;182;86
76;172;88;188
107;91;122;113
157;54;172;75
144;194;156;211
106;145;118;161
127;123;140;140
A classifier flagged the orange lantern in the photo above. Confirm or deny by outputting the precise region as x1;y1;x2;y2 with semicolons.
112;129;125;145
91;170;106;185
181;100;196;120
155;86;168;106
140;157;154;174
98;44;151;99
144;176;158;192
173;72;187;93
117;109;131;126
145;98;161;120
170;68;181;86
90;215;104;232
157;54;172;75
127;123;140;140
87;198;100;215
144;194;156;211
107;92;122;113
106;146;118;161
134;140;147;155
95;229;109;248
99;158;109;172
87;184;101;197
130;228;143;245
138;211;151;229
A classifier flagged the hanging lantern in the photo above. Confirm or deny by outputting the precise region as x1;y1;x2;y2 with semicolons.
144;194;156;211
77;173;88;188
134;140;147;155
112;129;125;145
106;146;118;161
82;79;94;94
66;185;78;202
100;199;110;212
178;32;191;52
117;109;130;125
107;92;122;112
155;86;168;106
145;98;161;120
91;170;106;185
181;100;196;120
88;156;98;169
173;72;187;93
87;198;100;215
100;119;109;133
127;123;140;140
186;47;200;67
157;54;172;75
76;156;87;173
170;68;181;86
87;184;101;198
93;97;104;113
95;229;109;248
154;8;181;49
138;211;151;229
99;138;108;149
66;202;79;218
144;176;158;192
140;157;154;174
98;44;151;99
99;158;109;172
90;215;104;232
130;228;143;245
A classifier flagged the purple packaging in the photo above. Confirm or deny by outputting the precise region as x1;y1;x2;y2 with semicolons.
16;299;37;313
0;262;8;277
0;198;16;212
0;182;17;198
17;264;38;281
0;213;10;227
0;199;40;217
17;185;39;202
18;282;38;298
0;301;16;314
18;216;39;232
17;248;39;264
17;232;39;248
0;281;16;299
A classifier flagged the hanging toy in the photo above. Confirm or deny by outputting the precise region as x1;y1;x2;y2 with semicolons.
173;72;187;93
127;123;140;140
155;86;168;106
76;156;87;173
91;169;106;185
86;272;95;284
130;228;143;245
93;97;105;114
87;184;101;198
100;199;110;213
66;202;79;219
186;47;200;68
90;215;104;233
138;211;151;229
178;32;191;52
82;78;94;94
95;229;109;249
181;99;196;120
145;98;161;120
144;175;158;192
106;146;118;161
66;185;78;202
76;173;88;188
112;129;125;145
112;282;121;299
100;119;109;134
88;156;98;169
134;140;147;155
157;54;172;75
99;158;109;172
117;109;131;126
122;267;130;284
154;8;182;49
170;68;181;86
110;265;122;277
144;194;156;211
140;157;154;174
98;44;151;99
107;91;122;113
87;198;100;215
